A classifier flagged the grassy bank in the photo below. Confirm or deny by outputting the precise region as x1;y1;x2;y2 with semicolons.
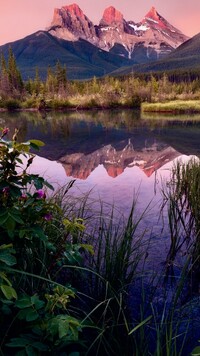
142;100;200;114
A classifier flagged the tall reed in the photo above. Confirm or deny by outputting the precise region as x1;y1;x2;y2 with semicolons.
161;158;200;291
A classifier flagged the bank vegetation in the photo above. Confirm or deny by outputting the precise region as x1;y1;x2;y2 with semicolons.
1;50;200;112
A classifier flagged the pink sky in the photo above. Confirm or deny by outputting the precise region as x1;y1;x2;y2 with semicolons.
0;0;199;45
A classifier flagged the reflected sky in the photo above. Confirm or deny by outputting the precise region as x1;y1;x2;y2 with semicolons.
6;109;200;266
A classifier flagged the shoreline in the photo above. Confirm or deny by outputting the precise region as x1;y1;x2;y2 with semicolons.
1;99;200;114
142;100;200;114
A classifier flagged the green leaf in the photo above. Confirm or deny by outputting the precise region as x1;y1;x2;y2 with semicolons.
16;297;33;309
80;244;94;255
0;249;16;266
29;139;45;147
5;216;16;231
128;315;152;335
7;337;30;347
43;180;54;191
18;309;30;320
9;213;24;224
0;212;9;225
1;285;17;300
0;272;12;285
23;197;35;208
29;140;45;151
25;346;37;356
192;346;200;355
31;295;45;309
26;309;39;322
15;144;30;153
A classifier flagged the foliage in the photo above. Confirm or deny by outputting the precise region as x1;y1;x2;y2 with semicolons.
0;127;91;354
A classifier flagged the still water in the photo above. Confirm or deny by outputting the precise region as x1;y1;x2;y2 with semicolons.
1;109;200;264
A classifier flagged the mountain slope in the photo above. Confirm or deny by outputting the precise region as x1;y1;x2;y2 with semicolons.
0;31;135;80
110;32;200;76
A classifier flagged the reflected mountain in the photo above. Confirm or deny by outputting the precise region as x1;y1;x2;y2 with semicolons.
59;139;180;179
1;110;200;180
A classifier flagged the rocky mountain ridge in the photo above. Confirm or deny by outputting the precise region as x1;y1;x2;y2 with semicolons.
48;3;189;62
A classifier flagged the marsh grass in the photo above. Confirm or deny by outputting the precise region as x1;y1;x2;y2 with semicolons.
161;158;200;292
142;100;200;113
48;187;195;355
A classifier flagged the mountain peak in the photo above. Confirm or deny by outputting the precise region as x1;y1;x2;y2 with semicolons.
145;6;159;21
62;3;85;19
142;6;169;29
100;6;124;26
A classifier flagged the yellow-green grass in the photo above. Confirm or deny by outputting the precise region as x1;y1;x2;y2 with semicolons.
142;100;200;113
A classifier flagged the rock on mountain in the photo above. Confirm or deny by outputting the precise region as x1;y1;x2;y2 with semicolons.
49;3;97;44
48;4;189;63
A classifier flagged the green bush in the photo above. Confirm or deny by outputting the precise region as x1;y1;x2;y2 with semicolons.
3;98;21;110
0;127;90;354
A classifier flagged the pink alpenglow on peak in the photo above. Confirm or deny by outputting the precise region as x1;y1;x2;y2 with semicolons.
142;6;179;31
62;3;85;19
47;3;189;62
100;6;124;26
49;3;97;43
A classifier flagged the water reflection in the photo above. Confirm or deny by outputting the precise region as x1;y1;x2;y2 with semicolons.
2;109;200;264
2;110;200;179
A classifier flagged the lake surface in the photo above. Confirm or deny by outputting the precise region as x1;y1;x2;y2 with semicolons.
1;109;200;266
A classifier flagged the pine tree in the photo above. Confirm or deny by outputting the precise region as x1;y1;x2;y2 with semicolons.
7;47;23;92
55;61;67;94
0;52;10;95
46;66;56;96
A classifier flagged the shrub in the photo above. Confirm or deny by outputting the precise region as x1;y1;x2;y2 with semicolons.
3;98;21;110
0;127;90;354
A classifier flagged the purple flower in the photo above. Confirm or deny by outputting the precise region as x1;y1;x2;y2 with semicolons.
36;189;46;199
44;212;53;221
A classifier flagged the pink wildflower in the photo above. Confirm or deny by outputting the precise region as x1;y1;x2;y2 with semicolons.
1;127;9;138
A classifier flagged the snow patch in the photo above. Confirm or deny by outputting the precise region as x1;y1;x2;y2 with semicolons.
146;17;158;24
129;24;149;31
100;26;113;31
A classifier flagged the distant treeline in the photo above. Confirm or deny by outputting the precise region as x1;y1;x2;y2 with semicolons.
130;69;200;83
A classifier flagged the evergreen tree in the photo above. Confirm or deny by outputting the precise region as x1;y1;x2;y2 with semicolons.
55;61;67;93
45;66;56;95
0;52;10;95
7;47;23;92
